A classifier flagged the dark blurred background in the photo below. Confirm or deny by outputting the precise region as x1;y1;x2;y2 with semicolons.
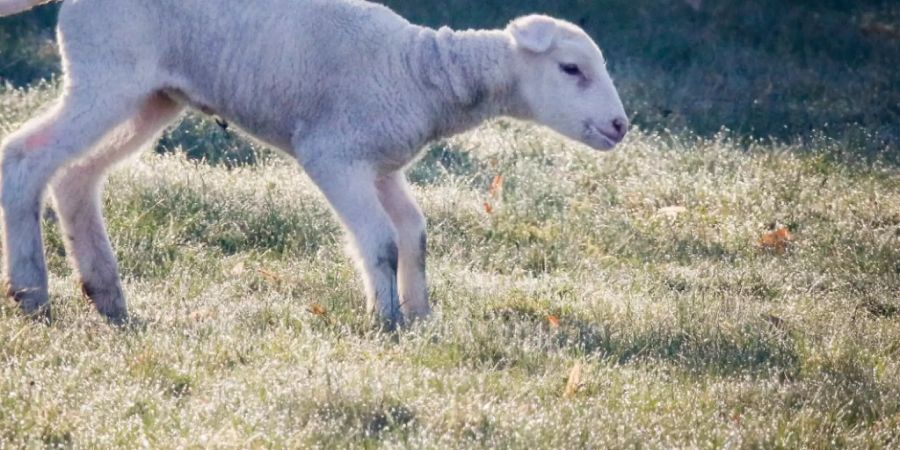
1;0;898;160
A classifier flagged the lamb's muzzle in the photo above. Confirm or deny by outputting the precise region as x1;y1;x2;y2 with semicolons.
583;116;630;150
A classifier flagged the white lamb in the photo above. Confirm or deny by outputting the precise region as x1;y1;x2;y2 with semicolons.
0;0;628;327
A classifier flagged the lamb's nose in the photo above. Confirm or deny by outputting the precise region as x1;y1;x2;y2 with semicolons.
612;117;629;140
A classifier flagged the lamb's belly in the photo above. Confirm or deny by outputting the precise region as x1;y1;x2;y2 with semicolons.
215;100;298;151
164;49;310;151
173;82;302;152
366;125;433;175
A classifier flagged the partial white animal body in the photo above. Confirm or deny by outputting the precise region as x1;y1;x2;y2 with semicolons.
0;0;628;327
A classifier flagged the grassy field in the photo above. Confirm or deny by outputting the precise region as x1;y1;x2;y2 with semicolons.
1;78;899;448
1;0;900;447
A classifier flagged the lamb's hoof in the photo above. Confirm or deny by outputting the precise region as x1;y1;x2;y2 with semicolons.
375;315;400;332
371;309;402;332
24;304;52;324
5;282;52;323
402;304;432;324
81;282;128;325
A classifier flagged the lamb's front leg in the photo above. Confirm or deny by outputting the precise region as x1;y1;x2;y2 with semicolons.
304;161;402;328
376;174;430;321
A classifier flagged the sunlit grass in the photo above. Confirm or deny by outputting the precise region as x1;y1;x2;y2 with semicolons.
1;82;899;448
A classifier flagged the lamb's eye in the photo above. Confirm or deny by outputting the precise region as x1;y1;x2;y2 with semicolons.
559;63;582;76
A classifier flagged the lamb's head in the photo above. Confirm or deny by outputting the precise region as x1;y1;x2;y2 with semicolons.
507;15;628;151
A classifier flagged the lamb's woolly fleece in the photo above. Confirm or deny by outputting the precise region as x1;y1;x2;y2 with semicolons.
0;0;627;326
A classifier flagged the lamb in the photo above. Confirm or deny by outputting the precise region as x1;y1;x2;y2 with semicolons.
0;0;628;328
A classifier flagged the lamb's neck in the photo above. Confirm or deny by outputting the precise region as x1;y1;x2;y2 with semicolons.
410;26;524;138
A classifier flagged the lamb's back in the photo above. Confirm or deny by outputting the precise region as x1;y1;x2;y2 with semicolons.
145;0;418;148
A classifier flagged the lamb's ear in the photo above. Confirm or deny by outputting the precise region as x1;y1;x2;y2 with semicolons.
508;15;558;53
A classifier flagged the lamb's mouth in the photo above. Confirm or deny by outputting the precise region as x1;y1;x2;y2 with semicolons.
582;122;618;151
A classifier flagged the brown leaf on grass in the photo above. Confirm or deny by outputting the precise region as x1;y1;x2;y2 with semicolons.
189;308;214;322
483;174;504;215
861;21;900;40
547;315;561;330
763;314;786;330
758;227;793;254
656;206;687;220
563;362;584;398
258;268;282;284
308;304;328;317
488;174;504;198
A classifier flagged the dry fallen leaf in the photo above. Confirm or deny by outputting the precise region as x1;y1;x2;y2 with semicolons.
258;268;282;284
308;304;328;317
759;227;793;253
488;174;504;198
861;21;900;40
483;174;504;215
563;362;584;398
547;315;561;330
763;314;786;330
657;206;687;220
189;308;214;322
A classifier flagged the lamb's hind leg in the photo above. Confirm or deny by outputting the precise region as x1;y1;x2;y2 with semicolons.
49;94;183;321
1;87;149;319
377;173;431;321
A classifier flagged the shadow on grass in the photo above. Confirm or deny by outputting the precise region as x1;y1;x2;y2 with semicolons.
559;317;799;377
484;306;800;378
281;396;417;445
591;218;742;267
618;233;738;266
408;142;488;187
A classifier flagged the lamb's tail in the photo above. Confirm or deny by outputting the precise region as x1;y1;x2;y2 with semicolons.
0;0;53;17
